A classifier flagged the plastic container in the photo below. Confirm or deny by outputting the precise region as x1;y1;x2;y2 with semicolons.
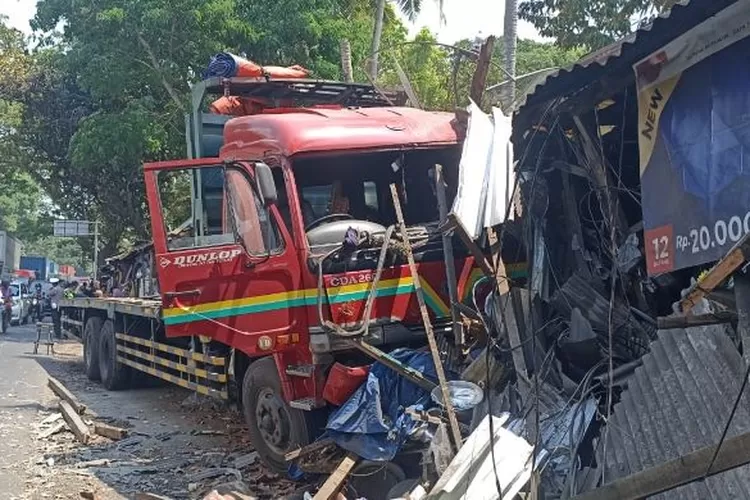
323;362;370;406
430;380;484;411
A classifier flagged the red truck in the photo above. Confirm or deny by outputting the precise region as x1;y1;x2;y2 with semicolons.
61;77;478;472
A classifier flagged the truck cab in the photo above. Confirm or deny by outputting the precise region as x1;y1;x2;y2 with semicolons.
143;78;473;470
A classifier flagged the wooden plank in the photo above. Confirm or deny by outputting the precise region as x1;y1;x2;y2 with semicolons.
470;36;495;104
349;339;436;393
38;421;66;439
573;429;750;500
285;438;335;462
94;422;128;440
59;400;91;444
680;233;750;313
313;453;359;500
435;164;463;346
390;183;463;454
48;377;86;414
657;311;737;330
445;213;495;279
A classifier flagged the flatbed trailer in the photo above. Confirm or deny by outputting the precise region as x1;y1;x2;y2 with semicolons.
60;296;230;399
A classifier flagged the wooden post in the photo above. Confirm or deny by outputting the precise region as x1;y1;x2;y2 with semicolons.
390;184;463;453
470;36;495;105
434;164;463;346
573;428;750;500
339;39;353;83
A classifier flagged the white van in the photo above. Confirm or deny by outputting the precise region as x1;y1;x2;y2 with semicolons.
9;281;30;325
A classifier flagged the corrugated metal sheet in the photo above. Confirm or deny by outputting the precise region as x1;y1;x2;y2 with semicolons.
599;325;750;498
518;0;739;113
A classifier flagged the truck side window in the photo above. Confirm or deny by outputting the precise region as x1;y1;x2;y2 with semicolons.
157;167;235;251
226;168;282;255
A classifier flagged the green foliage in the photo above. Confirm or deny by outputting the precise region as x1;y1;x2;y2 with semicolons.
519;0;679;50
4;0;586;264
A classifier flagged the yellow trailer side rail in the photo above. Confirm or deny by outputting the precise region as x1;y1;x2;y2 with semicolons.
115;332;228;399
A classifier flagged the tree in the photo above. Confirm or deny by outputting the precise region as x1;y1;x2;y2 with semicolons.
370;0;443;80
502;0;518;110
22;0;412;258
519;0;679;50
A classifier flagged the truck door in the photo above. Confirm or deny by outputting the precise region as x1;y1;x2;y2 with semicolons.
144;159;305;355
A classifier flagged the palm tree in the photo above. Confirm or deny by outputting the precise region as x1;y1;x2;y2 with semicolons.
369;0;444;80
502;0;518;111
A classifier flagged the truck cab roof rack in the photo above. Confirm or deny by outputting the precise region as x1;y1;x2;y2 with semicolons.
194;77;408;110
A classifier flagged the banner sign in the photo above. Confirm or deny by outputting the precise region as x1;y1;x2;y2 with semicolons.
635;1;750;275
54;220;95;237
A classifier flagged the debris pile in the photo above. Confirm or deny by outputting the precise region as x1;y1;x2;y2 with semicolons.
289;3;750;496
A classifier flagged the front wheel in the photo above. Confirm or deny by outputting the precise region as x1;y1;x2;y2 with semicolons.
242;357;312;475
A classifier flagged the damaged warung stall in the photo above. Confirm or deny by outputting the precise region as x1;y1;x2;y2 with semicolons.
59;65;490;475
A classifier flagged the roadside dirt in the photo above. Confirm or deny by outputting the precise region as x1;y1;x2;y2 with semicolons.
14;335;303;499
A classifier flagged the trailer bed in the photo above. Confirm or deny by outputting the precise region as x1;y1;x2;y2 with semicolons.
60;296;161;320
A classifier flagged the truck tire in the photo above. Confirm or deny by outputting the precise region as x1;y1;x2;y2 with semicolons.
242;357;312;475
83;316;103;381
98;319;130;390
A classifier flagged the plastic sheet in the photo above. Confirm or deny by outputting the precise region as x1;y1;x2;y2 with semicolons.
325;348;442;461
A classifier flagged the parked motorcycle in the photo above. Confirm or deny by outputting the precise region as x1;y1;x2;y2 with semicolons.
31;295;42;322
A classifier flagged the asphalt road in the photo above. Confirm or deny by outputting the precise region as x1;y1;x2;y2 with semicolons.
0;321;57;497
0;321;295;499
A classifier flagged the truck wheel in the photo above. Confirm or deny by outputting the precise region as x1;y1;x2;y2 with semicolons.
98;319;130;390
83;317;103;381
243;357;311;475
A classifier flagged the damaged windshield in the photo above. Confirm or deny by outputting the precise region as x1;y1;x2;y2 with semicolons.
291;149;460;230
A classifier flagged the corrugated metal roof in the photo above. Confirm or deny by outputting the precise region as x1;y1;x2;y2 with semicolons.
599;325;750;498
517;0;739;114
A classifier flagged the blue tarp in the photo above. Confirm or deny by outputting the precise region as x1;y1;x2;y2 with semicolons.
202;52;242;79
325;348;440;461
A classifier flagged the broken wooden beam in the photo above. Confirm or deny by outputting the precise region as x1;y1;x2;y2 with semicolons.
313;453;359;500
657;311;737;330
285;438;335;462
49;376;86;414
93;422;128;440
680;232;750;313
59;400;91;444
391;183;463;454
348;339;436;392
38;421;66;439
573;428;750;500
469;36;495;104
440;213;495;282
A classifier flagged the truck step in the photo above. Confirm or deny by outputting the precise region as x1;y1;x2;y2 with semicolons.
289;397;325;411
285;365;315;378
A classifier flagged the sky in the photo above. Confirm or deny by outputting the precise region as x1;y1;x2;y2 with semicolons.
1;0;542;42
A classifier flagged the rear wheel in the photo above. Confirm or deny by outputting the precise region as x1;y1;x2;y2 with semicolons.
243;357;312;474
83;317;103;381
98;319;130;390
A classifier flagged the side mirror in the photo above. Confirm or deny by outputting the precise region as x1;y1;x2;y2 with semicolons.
254;162;278;206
